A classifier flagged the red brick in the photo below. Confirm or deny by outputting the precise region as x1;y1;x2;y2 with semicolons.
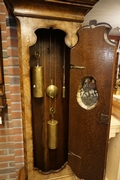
0;155;15;162
7;107;12;114
10;76;20;85
0;142;14;149
6;99;12;106
5;111;12;120
11;103;21;111
6;28;17;37
3;59;9;67
0;167;16;174
13;128;23;135
1;32;7;41
14;142;24;149
0;174;8;179
0;124;4;128
3;8;8;16
12;111;22;119
4;76;10;83
0;4;6;12
9;148;14;154
7;37;18;47
7;134;23;142
9;161;15;167
9;172;17;178
1;41;7;49
15;156;24;163
5;121;13;129
0;150;7;155
0;3;25;178
7;47;18;57
3;67;9;76
3;59;8;67
8;67;20;75
13;135;23;142
0;162;8;168
5;91;10;99
12;119;22;128
0;137;6;143
14;149;24;156
6;135;14;142
8;57;19;66
10;93;21;102
0;129;12;135
0;13;6;22
0;23;6;31
10;85;21;93
0;129;6;136
15;163;24;170
4;84;10;91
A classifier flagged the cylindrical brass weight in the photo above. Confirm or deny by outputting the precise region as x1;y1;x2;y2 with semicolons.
47;120;58;150
32;66;43;98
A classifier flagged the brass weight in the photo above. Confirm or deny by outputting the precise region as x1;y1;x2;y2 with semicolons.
48;107;58;149
48;119;58;149
32;66;43;98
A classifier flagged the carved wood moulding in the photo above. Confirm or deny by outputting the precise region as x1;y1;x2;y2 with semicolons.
4;0;99;22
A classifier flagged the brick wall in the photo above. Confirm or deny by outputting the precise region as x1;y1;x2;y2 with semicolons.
0;0;24;179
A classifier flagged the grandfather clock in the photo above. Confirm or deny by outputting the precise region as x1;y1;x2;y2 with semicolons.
4;0;117;179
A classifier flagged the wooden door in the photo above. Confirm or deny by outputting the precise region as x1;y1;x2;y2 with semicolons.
68;25;116;180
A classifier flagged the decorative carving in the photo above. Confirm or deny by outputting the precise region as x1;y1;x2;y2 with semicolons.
77;76;98;110
18;17;81;47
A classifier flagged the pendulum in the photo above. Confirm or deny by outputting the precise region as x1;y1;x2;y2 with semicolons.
46;79;58;99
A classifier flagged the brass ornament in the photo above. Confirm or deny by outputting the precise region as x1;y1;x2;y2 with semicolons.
77;76;98;110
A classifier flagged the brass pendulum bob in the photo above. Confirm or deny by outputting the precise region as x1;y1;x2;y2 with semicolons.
46;79;58;99
32;51;44;98
48;107;58;150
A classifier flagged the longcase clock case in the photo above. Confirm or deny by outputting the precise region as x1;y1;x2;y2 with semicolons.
3;0;116;179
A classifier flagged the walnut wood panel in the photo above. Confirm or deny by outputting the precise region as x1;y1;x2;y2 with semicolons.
68;25;116;180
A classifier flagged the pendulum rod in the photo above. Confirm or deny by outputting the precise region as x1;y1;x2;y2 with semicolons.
46;31;58;99
62;44;65;98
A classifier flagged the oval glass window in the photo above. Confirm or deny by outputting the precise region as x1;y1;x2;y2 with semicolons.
77;76;98;110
